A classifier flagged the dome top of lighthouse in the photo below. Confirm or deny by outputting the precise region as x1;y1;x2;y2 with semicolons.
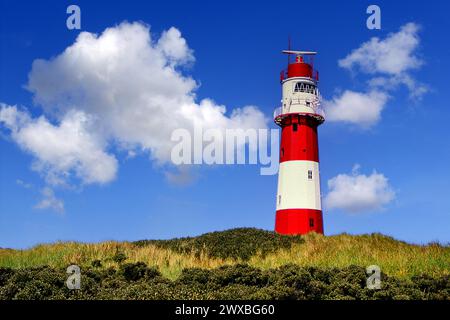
287;58;313;78
280;50;319;82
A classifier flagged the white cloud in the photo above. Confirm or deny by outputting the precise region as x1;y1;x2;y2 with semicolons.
0;104;118;186
368;74;428;99
324;164;395;214
323;90;389;128
157;27;194;64
338;23;422;75
25;22;267;166
325;22;426;127
0;21;267;189
35;187;64;214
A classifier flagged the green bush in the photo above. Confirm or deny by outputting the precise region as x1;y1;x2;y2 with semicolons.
112;252;127;264
0;267;14;287
133;228;304;261
120;262;160;281
91;260;102;268
0;263;448;300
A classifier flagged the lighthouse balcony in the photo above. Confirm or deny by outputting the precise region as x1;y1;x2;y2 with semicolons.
274;103;325;125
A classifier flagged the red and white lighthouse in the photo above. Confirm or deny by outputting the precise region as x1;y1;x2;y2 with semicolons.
274;49;325;235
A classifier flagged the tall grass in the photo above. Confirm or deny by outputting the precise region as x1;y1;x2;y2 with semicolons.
0;241;233;280
1;231;448;280
249;233;450;278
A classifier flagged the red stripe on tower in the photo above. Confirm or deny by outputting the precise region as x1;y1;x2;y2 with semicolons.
274;49;325;235
275;209;323;234
279;116;319;163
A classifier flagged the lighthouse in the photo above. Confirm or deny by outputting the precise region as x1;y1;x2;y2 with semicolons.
274;49;325;235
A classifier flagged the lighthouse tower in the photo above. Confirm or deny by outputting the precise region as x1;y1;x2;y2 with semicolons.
274;49;325;235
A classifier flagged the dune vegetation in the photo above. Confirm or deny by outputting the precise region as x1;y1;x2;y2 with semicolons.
1;228;448;280
0;228;448;300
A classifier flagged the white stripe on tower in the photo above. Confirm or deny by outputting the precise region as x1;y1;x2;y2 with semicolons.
276;160;321;211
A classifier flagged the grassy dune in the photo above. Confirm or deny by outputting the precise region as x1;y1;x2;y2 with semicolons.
250;233;449;279
1;229;448;280
0;241;232;280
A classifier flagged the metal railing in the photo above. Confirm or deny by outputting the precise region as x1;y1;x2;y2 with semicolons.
273;106;283;119
289;97;321;109
273;100;325;120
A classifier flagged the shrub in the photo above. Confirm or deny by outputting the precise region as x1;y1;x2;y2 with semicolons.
112;252;127;264
134;228;304;261
177;268;212;286
119;262;161;281
210;264;268;287
0;267;14;287
91;260;102;268
0;266;66;300
0;264;448;300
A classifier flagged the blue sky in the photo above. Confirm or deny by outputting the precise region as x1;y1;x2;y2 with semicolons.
1;0;449;248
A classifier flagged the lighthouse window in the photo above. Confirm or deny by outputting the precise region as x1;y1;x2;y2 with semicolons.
309;218;314;228
308;170;313;180
293;123;298;132
294;82;316;94
294;82;304;92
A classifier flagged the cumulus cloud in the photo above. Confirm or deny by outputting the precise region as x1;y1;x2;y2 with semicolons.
324;164;395;214
339;23;422;75
0;104;117;186
35;187;64;214
324;90;389;128
26;22;266;164
0;22;267;189
157;27;194;64
324;22;426;128
368;74;428;100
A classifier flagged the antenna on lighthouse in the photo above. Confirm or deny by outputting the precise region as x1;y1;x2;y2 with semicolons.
286;36;292;66
282;50;317;56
